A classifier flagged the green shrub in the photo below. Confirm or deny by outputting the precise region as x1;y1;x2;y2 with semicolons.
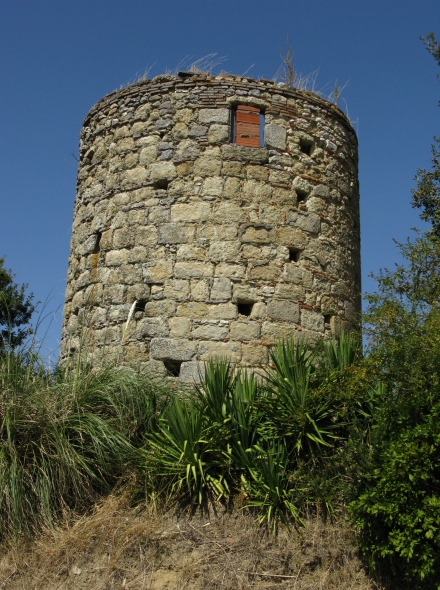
350;409;440;589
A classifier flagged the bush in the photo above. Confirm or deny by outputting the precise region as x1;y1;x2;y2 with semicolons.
351;410;440;588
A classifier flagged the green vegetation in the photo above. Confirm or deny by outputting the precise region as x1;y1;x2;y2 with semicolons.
0;257;35;352
349;33;440;590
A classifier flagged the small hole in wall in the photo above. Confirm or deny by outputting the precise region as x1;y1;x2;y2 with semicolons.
134;299;147;314
237;301;254;317
154;178;169;190
288;248;301;262
92;232;102;254
323;314;332;325
299;138;313;156
296;190;307;204
163;359;182;377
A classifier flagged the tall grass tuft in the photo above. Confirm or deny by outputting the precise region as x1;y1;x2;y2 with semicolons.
0;346;166;539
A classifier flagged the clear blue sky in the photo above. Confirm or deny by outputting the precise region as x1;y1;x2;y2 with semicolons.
1;0;439;357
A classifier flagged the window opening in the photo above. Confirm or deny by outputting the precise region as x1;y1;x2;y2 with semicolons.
234;105;261;148
92;231;102;254
134;299;147;314
299;138;313;156
163;359;182;377
323;314;332;325
237;301;254;317
296;190;307;204
288;248;301;262
153;178;169;190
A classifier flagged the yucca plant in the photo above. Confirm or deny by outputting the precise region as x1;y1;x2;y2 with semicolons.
317;331;362;374
263;339;342;463
145;396;230;505
196;360;264;474
241;441;303;533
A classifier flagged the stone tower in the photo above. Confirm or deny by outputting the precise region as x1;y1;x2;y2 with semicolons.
61;73;361;381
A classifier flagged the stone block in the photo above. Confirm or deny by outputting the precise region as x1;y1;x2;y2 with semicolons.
210;277;232;302
230;321;261;341
124;167;148;185
265;124;287;150
169;317;191;337
144;299;176;318
199;108;230;125
106;250;130;266
247;165;269;181
174;262;214;279
214;263;245;279
176;245;205;261
194;156;222;176
241;343;269;365
142;260;173;282
267;300;300;323
240;225;273;244
171;202;211;222
192;323;229;340
208;124;230;143
139;145;157;166
148;206;170;224
179;361;204;384
177;302;208;318
222;162;244;178
292;176;312;196
275;226;308;249
175;139;201;160
301;309;325;333
136;318;169;338
208;241;241;263
128;246;148;263
150;162;177;183
242;180;272;200
202;177;224;197
261;321;297;344
191;280;210;301
164;279;190;301
286;211;321;233
197;340;242;362
151;338;197;361
188;125;207;137
137;225;158;246
157;223;191;244
214;201;245;223
247;263;281;282
206;303;238;320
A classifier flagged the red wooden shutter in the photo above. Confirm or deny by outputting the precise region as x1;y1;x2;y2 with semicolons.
235;105;260;147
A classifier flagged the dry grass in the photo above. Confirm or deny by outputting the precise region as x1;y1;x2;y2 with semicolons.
0;493;387;590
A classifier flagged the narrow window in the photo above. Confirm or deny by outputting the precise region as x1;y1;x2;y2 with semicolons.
234;105;261;148
134;299;147;314
296;190;307;204
153;178;169;190
237;301;254;317
163;359;182;377
288;247;301;262
92;231;102;254
299;138;313;156
323;314;332;325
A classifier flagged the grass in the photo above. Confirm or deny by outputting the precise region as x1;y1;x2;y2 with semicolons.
0;491;387;590
0;345;169;539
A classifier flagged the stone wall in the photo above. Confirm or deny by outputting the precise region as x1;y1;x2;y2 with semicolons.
61;73;361;381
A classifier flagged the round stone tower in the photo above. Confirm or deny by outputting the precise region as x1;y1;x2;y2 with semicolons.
61;73;361;381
